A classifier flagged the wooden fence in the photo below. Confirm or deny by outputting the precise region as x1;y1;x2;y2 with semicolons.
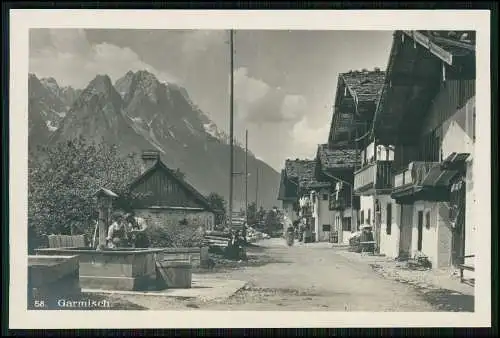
47;235;86;248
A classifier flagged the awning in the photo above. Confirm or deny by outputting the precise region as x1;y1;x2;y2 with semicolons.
441;152;470;170
421;164;460;188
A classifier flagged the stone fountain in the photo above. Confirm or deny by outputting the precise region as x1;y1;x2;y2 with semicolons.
35;188;165;291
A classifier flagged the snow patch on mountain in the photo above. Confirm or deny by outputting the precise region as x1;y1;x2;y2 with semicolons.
203;122;227;142
130;116;144;124
46;120;58;132
183;118;197;135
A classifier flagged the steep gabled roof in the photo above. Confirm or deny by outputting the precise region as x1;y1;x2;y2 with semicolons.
284;159;316;180
282;159;330;195
371;30;476;141
339;70;386;104
316;144;360;171
329;69;386;144
401;30;475;66
127;159;216;212
295;160;331;193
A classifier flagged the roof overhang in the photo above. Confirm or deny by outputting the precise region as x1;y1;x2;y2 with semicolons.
372;31;475;144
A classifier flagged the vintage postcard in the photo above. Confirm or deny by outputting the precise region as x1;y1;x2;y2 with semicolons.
9;10;491;329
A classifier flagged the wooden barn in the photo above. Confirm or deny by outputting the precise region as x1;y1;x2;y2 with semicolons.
127;150;217;233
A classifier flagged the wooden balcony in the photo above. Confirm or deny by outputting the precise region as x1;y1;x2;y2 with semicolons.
391;161;444;202
353;161;393;195
330;188;348;210
393;161;438;190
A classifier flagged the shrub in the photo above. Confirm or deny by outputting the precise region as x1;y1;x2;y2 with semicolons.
146;223;205;248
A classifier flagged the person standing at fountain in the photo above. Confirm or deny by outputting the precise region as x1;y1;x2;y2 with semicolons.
125;212;149;248
106;212;128;248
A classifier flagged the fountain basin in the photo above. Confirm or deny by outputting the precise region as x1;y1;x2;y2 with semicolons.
28;255;81;308
35;247;164;291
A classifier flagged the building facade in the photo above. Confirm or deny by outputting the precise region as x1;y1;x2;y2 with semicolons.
329;69;386;246
128;150;217;233
371;30;476;271
315;144;360;244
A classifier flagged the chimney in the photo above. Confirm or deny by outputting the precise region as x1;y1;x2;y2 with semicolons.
141;150;160;172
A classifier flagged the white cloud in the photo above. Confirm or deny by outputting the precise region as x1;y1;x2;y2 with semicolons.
281;94;307;121
233;67;307;125
181;30;226;55
29;29;177;89
290;116;330;158
234;68;270;104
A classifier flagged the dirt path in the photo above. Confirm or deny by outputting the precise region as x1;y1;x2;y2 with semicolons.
192;239;438;311
104;238;472;311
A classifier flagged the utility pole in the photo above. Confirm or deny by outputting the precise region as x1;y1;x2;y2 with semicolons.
245;129;249;225
353;126;358;233
228;29;234;229
255;167;259;209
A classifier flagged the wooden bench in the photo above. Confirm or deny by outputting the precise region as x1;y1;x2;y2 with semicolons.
457;254;475;283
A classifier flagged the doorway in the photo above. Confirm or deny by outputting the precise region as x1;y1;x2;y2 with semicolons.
451;177;466;265
399;204;413;258
417;210;424;251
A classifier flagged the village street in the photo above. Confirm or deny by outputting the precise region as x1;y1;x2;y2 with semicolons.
104;238;474;312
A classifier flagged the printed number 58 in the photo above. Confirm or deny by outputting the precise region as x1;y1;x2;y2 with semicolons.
33;300;45;308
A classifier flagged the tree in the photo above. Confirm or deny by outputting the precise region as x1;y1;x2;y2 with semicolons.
28;137;143;245
257;206;266;223
206;192;227;225
247;202;257;225
264;208;282;233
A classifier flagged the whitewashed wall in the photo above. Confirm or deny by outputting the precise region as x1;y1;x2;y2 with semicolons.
440;96;476;275
378;195;400;258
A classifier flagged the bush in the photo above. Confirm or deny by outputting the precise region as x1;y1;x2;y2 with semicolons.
146;223;205;248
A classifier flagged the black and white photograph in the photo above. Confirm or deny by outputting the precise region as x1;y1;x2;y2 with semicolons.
9;10;491;329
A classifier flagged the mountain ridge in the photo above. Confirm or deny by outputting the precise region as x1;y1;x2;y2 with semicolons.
28;71;280;209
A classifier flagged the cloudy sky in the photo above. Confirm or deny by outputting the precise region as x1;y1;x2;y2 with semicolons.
29;29;393;171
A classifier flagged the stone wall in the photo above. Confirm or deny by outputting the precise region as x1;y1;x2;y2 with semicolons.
134;208;214;230
134;208;214;247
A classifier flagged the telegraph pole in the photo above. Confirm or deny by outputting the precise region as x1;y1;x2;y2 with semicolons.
245;129;249;225
228;29;234;229
255;167;259;209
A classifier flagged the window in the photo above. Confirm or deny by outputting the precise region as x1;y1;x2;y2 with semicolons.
367;209;371;225
425;211;431;229
360;210;365;224
322;224;331;232
342;217;351;231
386;203;392;235
322;194;329;201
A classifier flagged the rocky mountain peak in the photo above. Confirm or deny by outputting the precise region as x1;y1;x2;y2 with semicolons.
77;74;121;107
28;71;280;208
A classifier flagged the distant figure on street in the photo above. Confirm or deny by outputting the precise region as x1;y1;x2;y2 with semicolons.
124;212;150;248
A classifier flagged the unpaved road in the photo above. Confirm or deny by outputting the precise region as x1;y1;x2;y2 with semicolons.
198;239;437;311
106;238;472;311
